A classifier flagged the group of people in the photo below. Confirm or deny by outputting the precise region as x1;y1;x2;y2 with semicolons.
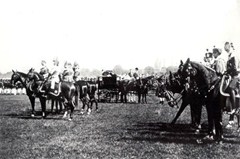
203;42;240;116
38;58;81;91
120;67;140;81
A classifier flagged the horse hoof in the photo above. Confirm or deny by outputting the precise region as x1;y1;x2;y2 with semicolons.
31;114;35;117
196;139;203;144
195;129;200;134
68;118;72;121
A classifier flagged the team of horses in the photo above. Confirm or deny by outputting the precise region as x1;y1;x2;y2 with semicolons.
10;70;155;119
10;59;240;142
156;58;240;142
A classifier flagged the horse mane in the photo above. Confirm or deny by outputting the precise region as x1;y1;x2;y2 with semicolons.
143;75;154;81
16;71;28;78
190;61;218;86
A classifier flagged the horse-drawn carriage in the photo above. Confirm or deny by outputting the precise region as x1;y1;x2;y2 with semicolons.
97;70;120;102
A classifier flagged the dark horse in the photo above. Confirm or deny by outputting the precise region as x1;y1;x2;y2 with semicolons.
168;67;205;131
119;76;154;103
139;75;154;103
179;58;230;141
154;72;202;132
11;70;77;120
11;70;47;118
75;80;98;114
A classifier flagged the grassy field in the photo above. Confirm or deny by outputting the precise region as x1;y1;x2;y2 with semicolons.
1;94;240;159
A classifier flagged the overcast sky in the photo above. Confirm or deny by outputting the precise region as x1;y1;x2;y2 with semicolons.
0;0;240;73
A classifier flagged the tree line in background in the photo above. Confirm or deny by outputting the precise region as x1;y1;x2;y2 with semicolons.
0;65;178;79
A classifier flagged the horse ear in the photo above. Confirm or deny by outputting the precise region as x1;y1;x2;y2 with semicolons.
186;58;190;63
12;70;15;73
180;60;183;65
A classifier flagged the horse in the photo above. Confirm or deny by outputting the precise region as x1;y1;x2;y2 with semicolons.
10;70;47;118
87;80;98;113
167;70;204;131
139;75;154;103
11;70;77;120
75;80;98;114
118;79;137;103
178;58;238;141
118;76;153;103
0;81;4;94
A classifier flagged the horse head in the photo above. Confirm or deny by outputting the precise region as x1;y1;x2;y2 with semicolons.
178;58;218;93
167;71;184;94
11;70;24;87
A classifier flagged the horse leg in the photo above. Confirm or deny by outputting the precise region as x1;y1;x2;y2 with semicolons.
59;100;63;112
39;97;47;118
95;99;98;111
56;99;60;113
195;103;203;133
171;100;188;124
237;115;240;132
138;92;141;103
190;102;202;130
214;102;223;141
28;96;36;117
205;103;214;139
68;99;75;120
51;99;54;113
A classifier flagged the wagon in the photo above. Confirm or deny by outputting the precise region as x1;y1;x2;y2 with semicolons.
97;71;120;102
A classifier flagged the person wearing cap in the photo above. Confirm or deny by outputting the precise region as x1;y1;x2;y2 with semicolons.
133;67;140;80
212;47;226;76
39;60;49;80
73;62;81;82
224;42;240;115
128;69;133;78
49;57;61;90
62;61;74;82
204;49;214;67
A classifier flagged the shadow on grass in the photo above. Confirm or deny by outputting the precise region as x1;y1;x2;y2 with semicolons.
121;122;240;145
2;111;65;120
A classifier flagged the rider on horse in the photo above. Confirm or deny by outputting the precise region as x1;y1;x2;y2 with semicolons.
133;67;140;80
224;42;240;115
212;47;226;76
49;57;61;92
204;49;214;68
62;61;74;82
73;62;81;82
39;60;49;80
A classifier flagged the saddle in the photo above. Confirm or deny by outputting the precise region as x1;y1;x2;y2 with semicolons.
220;75;240;98
48;82;61;96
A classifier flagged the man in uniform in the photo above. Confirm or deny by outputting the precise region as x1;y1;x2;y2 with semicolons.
39;60;49;80
62;61;74;82
73;62;81;82
49;57;61;91
224;42;240;114
133;67;140;80
212;47;226;76
204;49;214;67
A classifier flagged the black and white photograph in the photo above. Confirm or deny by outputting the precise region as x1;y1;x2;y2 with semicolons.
1;0;240;158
